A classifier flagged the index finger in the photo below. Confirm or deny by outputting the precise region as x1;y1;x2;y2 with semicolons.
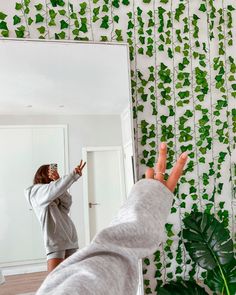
166;152;188;192
81;162;86;170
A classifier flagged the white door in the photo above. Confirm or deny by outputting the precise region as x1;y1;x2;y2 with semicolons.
0;128;34;264
0;126;67;270
83;147;126;242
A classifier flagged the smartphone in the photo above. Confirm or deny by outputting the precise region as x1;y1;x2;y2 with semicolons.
50;163;58;173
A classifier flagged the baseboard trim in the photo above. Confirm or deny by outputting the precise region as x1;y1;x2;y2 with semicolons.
2;262;47;276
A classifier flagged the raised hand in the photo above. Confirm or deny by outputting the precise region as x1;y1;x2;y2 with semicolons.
74;160;86;176
145;142;188;192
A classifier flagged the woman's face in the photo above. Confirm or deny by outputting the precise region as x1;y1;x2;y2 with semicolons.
48;167;60;181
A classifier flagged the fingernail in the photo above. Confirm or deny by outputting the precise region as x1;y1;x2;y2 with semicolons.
160;142;166;149
181;152;188;159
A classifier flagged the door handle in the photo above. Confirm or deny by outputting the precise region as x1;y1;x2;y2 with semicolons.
89;202;100;208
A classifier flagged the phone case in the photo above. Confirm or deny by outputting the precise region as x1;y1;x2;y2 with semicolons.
50;163;58;172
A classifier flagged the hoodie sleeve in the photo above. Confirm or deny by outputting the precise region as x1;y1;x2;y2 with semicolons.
32;172;80;207
36;179;173;295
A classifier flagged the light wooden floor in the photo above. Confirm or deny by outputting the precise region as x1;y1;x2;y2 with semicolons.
0;272;47;295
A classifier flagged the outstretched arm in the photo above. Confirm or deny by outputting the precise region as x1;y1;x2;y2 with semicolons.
33;172;80;207
36;144;187;295
33;160;86;208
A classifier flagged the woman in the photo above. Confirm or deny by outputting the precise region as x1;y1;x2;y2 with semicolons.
36;143;188;295
25;160;86;272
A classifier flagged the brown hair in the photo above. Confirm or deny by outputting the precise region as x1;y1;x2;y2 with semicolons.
33;165;52;185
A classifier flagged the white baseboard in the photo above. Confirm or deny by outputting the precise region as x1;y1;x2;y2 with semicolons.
0;269;5;284
2;262;47;276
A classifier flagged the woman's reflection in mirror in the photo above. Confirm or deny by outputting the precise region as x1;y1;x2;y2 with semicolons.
25;160;86;272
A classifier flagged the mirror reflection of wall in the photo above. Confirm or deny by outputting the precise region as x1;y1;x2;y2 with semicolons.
0;40;136;279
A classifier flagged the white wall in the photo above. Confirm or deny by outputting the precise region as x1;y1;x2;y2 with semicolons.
0;115;122;248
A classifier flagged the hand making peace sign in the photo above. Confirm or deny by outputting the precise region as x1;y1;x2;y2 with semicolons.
145;142;188;192
74;160;86;176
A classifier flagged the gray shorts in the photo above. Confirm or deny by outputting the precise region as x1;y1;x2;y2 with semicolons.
47;248;78;260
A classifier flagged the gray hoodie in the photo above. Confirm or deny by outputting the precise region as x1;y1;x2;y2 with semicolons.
36;179;173;295
25;172;80;254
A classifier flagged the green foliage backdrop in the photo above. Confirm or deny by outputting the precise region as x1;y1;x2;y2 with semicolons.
0;0;235;293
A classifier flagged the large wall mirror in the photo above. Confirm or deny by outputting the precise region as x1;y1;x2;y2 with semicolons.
0;38;140;291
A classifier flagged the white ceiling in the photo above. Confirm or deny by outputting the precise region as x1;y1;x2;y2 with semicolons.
0;39;130;115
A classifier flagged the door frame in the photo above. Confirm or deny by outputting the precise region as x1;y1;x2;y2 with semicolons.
82;146;126;246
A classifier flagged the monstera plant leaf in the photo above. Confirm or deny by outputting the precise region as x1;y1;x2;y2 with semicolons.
206;260;236;294
157;281;208;295
183;212;234;269
183;212;235;295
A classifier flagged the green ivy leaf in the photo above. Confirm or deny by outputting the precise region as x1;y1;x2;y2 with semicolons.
58;9;66;16
55;31;66;39
49;9;57;19
144;279;150;286
100;36;108;42
79;2;87;15
227;5;235;11
146;45;153;57
24;0;30;6
1;30;9;37
60;19;68;29
0;12;7;20
80;18;88;33
137;105;144;112
35;4;43;11
127;20;134;29
49;19;56;26
112;0;119;8
37;26;46;34
175;46;181;53
80;2;87;10
15;3;23;10
50;0;57;6
168;48;173;58
138;48;144;55
50;0;64;7
25;8;30;14
28;17;33;25
122;0;130;5
72;28;79;36
58;0;65;7
113;15;119;23
100;15;109;29
0;21;8;30
102;5;109;13
199;4;206;12
13;15;21;25
15;25;25;38
35;13;44;23
115;29;123;41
